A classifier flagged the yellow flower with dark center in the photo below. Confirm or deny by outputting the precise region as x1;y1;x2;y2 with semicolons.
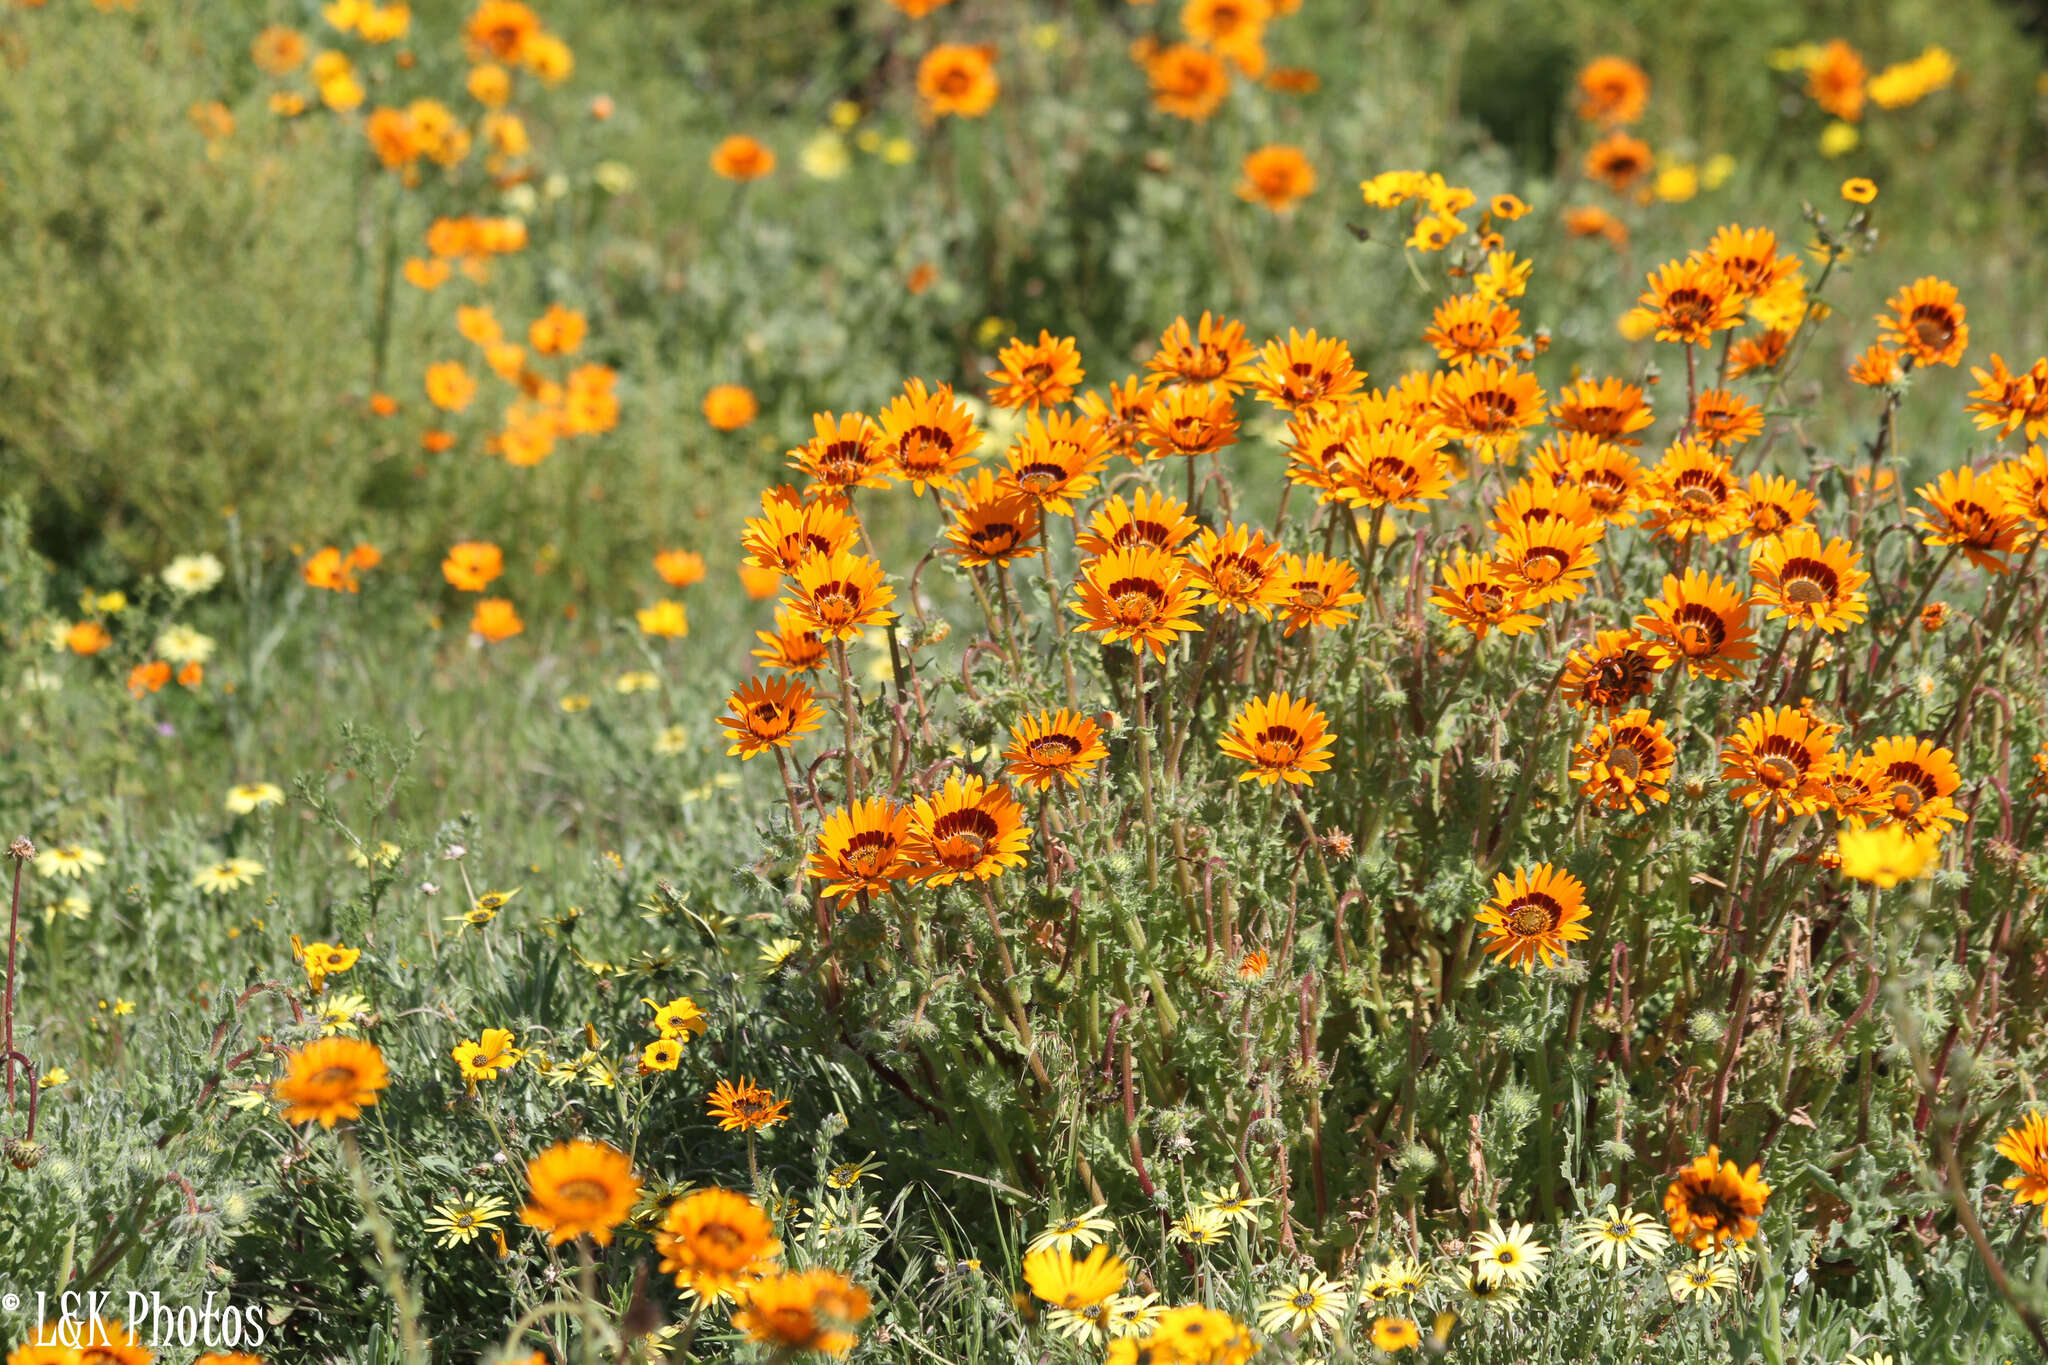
1627;259;1744;347
1635;570;1755;679
648;994;708;1039
751;608;831;674
1721;707;1839;821
1734;473;1817;545
1878;276;1967;368
1492;516;1601;607
1329;424;1451;510
1004;710;1110;790
1424;295;1524;365
520;1139;641;1247
1250;328;1363;415
1666;1259;1738;1303
1023;1245;1128;1310
453;1027;523;1082
1750;527;1869;632
1570;709;1675;814
1430;551;1543;639
1854;736;1963;837
1145;311;1255;394
1690;388;1762;447
1551;376;1655;446
657;1187;782;1297
640;1037;683;1072
789;412;891;493
785;551;896;640
904;775;1030;885
1995;1111;2048;1228
1188;522;1289;617
707;1076;792;1132
225;782;286;814
193;858;266;894
719;676;824;760
1475;864;1592;971
1072;545;1204;658
946;469;1043;566
733;1268;872;1356
808;798;913;903
877;378;981;495
1914;467;2024;573
741;488;859;575
1372;1315;1422;1351
1431;360;1546;457
1663;1145;1770;1250
1644;441;1742;542
1138;383;1239;460
275;1037;390;1127
1276;553;1364;636
987;331;1084;410
1000;411;1112;513
1218;693;1335;786
1076;488;1200;557
424;1193;509;1248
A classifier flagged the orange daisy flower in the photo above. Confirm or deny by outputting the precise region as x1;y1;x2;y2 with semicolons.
1643;441;1743;542
442;541;504;592
1071;545;1204;658
1551;376;1655;446
720;676;825;760
1147;43;1231;121
1004;709;1110;790
1237;144;1316;212
1187;522;1289;617
1701;224;1798;303
1721;707;1840;821
1734;473;1817;545
1475;864;1592;971
1001;411;1112;512
988;331;1084;410
1218;692;1335;786
917;43;999;118
945;469;1042;565
878;378;982;495
1146;311;1255;393
1076;488;1200;557
1076;375;1157;461
1877;277;1968;368
1634;570;1755;680
1750;527;1869;633
1277;553;1365;636
274;1037;390;1127
1533;435;1643;524
789;412;891;494
1690;389;1763;447
1560;630;1668;712
1250;328;1364;416
904;774;1030;885
710;134;776;182
1570;709;1675;814
1627;259;1743;347
784;551;895;640
808;798;913;903
742;488;860;576
1855;736;1964;837
1492;516;1602;607
1806;40;1866;122
1429;550;1543;639
707;1077;792;1132
1424;295;1525;365
1665;1147;1770;1250
1583;130;1652;190
1138;383;1240;461
752;608;830;673
1432;360;1546;457
1576;56;1649;124
1914;467;2023;573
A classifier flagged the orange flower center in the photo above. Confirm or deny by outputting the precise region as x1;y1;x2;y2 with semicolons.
554;1179;612;1209
1672;605;1728;657
930;808;1000;867
1251;724;1305;768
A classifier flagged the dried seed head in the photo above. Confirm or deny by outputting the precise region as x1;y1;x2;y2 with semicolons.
6;837;33;862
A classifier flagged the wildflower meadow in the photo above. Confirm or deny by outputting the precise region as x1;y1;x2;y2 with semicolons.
6;1;2048;1362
